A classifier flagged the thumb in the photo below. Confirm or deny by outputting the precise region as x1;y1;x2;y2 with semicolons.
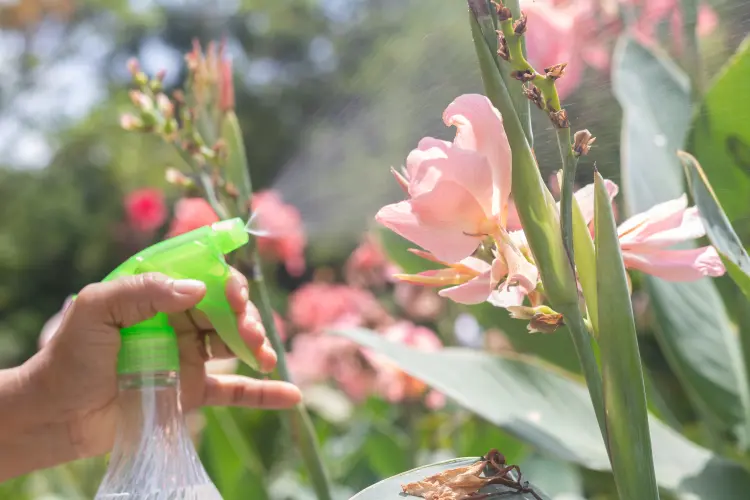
72;273;207;329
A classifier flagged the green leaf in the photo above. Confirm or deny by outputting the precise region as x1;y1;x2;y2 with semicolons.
594;172;659;499
612;35;749;440
688;36;750;241
200;408;269;500
680;151;750;449
350;457;550;499
680;151;750;299
334;327;750;499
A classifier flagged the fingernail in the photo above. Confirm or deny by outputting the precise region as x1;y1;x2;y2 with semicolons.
174;279;206;294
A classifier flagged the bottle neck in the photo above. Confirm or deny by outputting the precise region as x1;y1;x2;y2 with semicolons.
96;371;221;499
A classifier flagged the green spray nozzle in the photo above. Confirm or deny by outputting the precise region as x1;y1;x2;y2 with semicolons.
102;218;257;374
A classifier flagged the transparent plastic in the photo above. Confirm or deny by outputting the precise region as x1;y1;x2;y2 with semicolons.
95;372;222;500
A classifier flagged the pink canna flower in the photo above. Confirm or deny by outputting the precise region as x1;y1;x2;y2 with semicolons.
617;195;725;281
166;198;220;237
376;94;512;264
574;180;725;281
125;188;167;233
250;190;307;277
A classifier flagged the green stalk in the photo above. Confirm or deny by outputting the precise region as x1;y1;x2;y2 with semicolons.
218;111;334;500
469;6;608;442
249;262;333;500
495;7;577;264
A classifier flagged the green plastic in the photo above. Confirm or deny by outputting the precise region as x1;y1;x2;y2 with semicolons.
102;218;255;374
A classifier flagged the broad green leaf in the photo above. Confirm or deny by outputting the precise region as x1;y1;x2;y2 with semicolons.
612;35;749;439
680;151;750;299
350;457;550;500
594;172;659;499
335;327;750;499
688;36;750;240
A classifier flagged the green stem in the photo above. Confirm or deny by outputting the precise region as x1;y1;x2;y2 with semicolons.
498;11;578;264
557;128;579;265
248;254;333;500
558;303;609;449
680;0;702;100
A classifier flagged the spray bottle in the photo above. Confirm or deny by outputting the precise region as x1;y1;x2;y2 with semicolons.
93;218;255;500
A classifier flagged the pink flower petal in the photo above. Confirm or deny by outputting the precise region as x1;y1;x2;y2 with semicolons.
618;195;706;248
375;184;486;263
439;270;492;304
443;94;513;217
567;179;619;227
487;287;527;308
622;246;725;281
499;246;539;294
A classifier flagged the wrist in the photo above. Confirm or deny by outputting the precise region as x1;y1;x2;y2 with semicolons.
0;353;77;481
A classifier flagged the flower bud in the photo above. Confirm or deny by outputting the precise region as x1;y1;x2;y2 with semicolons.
129;90;153;112
156;93;173;119
126;58;140;76
120;113;143;131
165;167;193;187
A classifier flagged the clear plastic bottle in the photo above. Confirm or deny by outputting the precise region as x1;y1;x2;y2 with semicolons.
94;371;222;500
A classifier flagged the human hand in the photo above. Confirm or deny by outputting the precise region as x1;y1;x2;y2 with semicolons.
0;269;300;480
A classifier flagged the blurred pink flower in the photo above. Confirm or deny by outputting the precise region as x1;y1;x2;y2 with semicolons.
365;321;445;408
522;0;594;99
345;234;401;289
287;282;387;333
166;198;220;237
376;94;512;264
250;190;307;277
627;0;718;50
520;0;718;99
125;188;167;233
393;282;444;322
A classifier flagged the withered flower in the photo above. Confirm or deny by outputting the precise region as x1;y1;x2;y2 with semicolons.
513;12;528;35
549;108;570;128
507;305;564;334
496;31;509;61
522;84;544;110
544;62;567;80
573;129;596;156
511;68;535;83
493;1;512;21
